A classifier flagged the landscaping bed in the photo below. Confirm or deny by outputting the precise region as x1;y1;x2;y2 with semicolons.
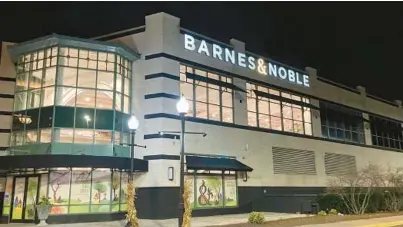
207;212;403;227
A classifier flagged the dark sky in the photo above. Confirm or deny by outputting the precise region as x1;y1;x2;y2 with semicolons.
1;2;402;102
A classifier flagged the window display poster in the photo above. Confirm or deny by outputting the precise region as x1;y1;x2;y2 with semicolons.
185;175;195;208
120;172;129;212
2;177;13;216
111;171;121;212
224;176;238;207
49;171;71;214
69;170;91;213
195;175;223;209
39;174;48;200
11;178;25;219
90;169;111;213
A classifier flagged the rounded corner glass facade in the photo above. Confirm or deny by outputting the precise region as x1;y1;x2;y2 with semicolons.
10;45;133;156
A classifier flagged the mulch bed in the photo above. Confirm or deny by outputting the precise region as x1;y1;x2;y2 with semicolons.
207;212;403;227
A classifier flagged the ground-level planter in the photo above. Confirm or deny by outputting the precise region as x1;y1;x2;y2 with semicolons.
36;205;52;226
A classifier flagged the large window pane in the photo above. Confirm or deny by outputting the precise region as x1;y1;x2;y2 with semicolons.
41;86;55;107
282;105;292;119
40;129;52;143
43;67;56;87
247;97;256;112
222;107;233;123
90;169;112;213
115;93;122;112
222;91;232;107
27;89;41;109
56;128;74;143
208;104;220;121
97;71;114;90
270;102;281;117
77;69;96;88
181;82;193;100
58;67;77;86
124;78;130;96
320;102;365;143
29;70;43;89
75;108;95;129
123;96;130;114
56;87;76;107
258;114;270;129
195;102;207;119
39;106;54;128
14;92;27;111
16;73;29;92
94;131;112;144
76;89;96;108
95;110;114;130
26;130;38;144
74;129;94;144
54;106;74;128
208;89;220;105
116;75;123;93
283;118;293;132
271;116;282;131
48;170;70;210
96;90;113;110
195;86;207;102
258;100;269;114
70;170;91;207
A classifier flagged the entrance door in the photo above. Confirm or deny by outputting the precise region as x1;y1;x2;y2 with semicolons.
10;176;39;223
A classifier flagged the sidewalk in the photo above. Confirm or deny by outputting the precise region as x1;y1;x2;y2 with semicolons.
1;212;306;227
299;215;403;227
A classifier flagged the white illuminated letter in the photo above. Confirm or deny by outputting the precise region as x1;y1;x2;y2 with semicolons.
184;34;196;51
238;53;246;67
296;72;303;85
278;67;287;79
212;44;223;60
288;70;295;82
247;56;256;70
225;48;235;64
197;40;210;56
268;63;277;77
303;75;310;87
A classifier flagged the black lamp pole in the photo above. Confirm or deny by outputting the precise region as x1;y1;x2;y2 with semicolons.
178;113;185;227
130;129;135;181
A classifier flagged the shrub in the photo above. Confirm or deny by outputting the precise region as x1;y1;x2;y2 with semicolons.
318;210;327;216
248;212;265;224
317;194;347;214
329;209;338;215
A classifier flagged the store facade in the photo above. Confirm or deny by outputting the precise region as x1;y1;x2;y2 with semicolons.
1;12;403;223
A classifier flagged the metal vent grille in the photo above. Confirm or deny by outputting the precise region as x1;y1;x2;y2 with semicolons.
325;153;357;176
272;147;316;175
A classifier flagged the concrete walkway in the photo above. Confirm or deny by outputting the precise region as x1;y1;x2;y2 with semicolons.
1;212;307;227
299;215;403;227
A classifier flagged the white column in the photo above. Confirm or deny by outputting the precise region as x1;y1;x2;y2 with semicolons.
230;38;247;126
305;67;321;137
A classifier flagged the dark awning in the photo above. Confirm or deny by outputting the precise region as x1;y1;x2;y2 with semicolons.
0;155;148;172
186;72;246;92
186;155;253;172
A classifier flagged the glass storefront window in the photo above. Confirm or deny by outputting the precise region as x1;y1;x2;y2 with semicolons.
11;46;132;151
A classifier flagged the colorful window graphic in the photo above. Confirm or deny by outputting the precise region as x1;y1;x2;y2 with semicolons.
186;174;237;210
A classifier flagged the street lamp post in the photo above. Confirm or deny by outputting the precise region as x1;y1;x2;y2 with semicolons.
127;115;139;181
176;96;189;227
127;115;139;227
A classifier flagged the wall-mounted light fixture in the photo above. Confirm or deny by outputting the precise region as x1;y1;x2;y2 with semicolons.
168;167;174;181
242;171;248;182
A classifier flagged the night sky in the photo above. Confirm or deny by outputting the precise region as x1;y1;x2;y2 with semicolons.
1;2;402;102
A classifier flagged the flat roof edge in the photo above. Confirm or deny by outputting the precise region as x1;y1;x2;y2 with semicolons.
8;33;141;63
